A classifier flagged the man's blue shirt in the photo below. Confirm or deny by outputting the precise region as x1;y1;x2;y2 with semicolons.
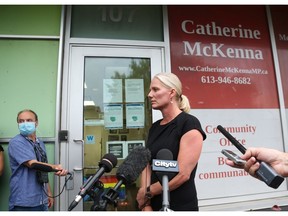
8;134;48;210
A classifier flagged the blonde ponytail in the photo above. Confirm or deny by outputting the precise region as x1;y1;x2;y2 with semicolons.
179;94;190;113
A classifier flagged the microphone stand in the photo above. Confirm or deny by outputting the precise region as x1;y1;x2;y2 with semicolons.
87;181;105;210
152;150;178;212
91;181;121;211
159;175;173;212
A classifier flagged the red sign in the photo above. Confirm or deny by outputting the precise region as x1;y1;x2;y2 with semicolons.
270;6;288;108
168;5;279;109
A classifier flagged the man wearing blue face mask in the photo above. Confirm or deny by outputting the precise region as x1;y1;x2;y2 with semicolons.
8;109;68;211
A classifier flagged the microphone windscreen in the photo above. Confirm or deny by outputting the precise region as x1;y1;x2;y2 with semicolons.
156;149;173;160
116;146;151;184
99;153;118;172
31;163;56;172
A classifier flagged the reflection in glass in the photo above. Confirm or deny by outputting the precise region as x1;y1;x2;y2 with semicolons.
83;57;152;211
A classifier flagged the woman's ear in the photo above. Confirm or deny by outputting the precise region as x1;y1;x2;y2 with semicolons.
170;89;176;97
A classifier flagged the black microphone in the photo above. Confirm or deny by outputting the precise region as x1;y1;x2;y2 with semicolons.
154;149;178;181
68;153;118;211
31;162;72;176
152;149;179;211
31;163;59;172
217;125;284;189
92;146;151;211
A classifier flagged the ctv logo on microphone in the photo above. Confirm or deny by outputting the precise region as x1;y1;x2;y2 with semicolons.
155;160;177;168
152;159;179;172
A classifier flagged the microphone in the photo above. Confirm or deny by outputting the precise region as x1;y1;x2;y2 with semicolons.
31;162;73;176
91;146;151;211
217;125;284;189
152;149;179;211
31;163;59;172
68;153;118;211
116;146;151;185
153;149;179;180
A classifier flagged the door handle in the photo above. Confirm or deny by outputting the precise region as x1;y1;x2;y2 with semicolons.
73;139;84;144
73;139;84;171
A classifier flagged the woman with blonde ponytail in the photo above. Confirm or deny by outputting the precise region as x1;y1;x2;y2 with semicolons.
136;72;206;211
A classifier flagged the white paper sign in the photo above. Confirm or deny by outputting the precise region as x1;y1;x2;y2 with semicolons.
103;79;123;103
126;103;145;128
125;79;144;103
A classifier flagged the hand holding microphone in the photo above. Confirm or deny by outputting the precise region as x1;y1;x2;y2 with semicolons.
241;147;288;178
53;164;69;176
217;125;284;189
31;163;69;176
30;162;72;200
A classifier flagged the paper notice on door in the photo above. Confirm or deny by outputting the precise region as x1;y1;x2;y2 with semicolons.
104;104;123;129
125;79;144;103
126;103;144;128
103;79;123;103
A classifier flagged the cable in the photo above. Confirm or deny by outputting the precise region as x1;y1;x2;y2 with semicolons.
43;172;73;198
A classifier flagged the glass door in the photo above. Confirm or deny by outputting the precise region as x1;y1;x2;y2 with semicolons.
64;46;163;211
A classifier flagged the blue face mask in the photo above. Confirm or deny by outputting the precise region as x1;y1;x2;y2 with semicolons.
19;122;36;136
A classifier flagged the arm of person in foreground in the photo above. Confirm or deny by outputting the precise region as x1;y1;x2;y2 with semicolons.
226;147;288;178
24;159;68;176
